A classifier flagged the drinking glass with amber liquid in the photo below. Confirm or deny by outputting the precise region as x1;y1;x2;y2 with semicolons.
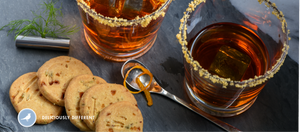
177;0;289;117
77;0;172;62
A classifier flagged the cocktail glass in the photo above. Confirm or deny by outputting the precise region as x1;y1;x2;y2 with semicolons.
177;0;289;117
77;0;172;62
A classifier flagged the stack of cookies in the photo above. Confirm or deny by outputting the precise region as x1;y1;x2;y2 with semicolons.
9;56;143;132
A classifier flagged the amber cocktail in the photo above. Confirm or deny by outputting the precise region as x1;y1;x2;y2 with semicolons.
177;0;289;117
77;0;172;62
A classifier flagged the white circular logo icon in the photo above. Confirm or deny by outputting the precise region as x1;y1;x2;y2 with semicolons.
18;108;36;127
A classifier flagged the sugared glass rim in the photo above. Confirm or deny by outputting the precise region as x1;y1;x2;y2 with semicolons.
76;0;172;27
176;0;290;89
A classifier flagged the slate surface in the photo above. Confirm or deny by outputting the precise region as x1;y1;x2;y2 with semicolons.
0;0;298;131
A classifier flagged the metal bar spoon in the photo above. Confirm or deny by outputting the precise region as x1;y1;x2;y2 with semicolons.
121;59;241;132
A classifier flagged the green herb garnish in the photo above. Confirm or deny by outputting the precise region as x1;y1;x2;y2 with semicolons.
0;0;79;39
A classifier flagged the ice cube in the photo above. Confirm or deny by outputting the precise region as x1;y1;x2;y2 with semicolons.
120;0;165;19
109;0;126;16
121;0;144;19
141;0;162;14
88;0;124;17
88;0;164;19
208;45;251;81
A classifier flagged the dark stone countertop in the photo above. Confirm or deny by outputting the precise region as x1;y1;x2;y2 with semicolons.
0;0;298;131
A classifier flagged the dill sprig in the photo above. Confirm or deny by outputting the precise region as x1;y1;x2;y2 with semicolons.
0;0;79;39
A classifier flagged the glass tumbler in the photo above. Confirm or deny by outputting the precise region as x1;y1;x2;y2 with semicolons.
77;0;172;62
177;0;289;117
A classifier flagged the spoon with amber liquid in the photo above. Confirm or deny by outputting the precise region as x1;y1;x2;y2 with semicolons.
121;59;240;132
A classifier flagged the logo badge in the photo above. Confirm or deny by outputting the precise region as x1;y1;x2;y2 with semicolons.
18;108;36;127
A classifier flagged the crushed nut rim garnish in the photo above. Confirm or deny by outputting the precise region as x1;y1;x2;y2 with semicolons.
176;0;290;88
77;0;172;27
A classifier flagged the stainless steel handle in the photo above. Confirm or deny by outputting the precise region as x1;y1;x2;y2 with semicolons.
16;35;70;51
160;89;241;132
